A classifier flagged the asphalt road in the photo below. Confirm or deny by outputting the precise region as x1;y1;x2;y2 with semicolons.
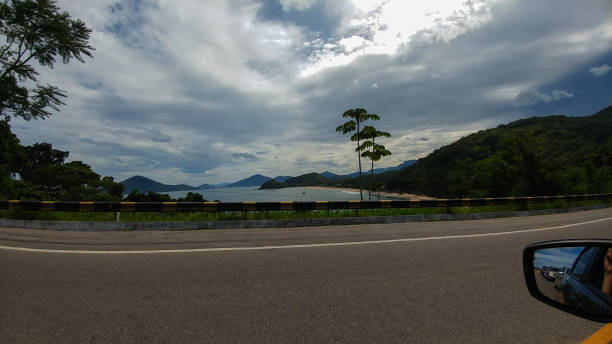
1;208;611;343
535;273;564;303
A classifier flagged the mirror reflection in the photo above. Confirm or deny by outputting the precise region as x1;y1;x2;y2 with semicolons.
533;246;612;317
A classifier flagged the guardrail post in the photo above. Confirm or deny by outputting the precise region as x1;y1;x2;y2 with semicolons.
0;194;610;220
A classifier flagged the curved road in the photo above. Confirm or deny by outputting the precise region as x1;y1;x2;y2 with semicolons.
1;208;611;343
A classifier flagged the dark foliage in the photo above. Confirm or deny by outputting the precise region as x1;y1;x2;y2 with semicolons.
123;190;173;202
259;179;286;189
377;105;612;197
119;175;196;194
0;0;93;120
260;173;332;189
176;192;206;202
0;121;124;201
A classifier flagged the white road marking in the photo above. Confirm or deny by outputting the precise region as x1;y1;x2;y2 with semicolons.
0;216;610;255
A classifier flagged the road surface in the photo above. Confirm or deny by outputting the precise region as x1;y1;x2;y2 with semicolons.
1;208;611;343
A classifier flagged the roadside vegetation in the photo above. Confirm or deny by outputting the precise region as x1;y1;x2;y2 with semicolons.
1;198;609;223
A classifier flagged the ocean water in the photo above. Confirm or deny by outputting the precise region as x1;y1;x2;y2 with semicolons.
164;186;402;202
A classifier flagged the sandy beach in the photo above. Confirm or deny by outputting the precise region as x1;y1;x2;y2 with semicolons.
303;186;436;200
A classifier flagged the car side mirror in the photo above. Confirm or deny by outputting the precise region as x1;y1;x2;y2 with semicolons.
523;240;612;323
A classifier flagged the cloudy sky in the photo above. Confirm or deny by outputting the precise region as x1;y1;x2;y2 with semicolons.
11;0;612;185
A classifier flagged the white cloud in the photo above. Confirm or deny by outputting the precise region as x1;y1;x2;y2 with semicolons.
550;90;574;101
589;64;611;77
280;0;317;12
484;83;532;102
300;0;496;76
514;89;574;106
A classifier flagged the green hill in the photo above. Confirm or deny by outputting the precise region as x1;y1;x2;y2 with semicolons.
120;176;196;194
379;105;612;197
225;174;271;187
260;173;332;189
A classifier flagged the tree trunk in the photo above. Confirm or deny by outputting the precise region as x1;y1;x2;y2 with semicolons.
369;138;375;200
357;120;363;200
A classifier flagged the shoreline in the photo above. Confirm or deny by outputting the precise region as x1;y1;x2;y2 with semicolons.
302;186;436;200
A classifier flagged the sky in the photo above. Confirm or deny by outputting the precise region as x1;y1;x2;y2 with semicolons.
534;247;583;269
10;0;612;185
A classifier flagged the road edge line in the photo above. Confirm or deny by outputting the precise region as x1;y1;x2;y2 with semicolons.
581;324;612;344
0;216;610;255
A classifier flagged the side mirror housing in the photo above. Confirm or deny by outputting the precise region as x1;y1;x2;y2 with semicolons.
523;239;612;323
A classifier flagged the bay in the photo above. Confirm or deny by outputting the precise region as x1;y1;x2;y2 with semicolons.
164;186;403;202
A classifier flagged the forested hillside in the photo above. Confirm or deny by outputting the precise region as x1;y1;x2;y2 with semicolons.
379;105;612;197
260;173;333;189
120;176;196;194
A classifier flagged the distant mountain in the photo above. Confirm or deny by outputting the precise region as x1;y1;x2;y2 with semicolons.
320;171;340;179
259;179;285;189
285;173;331;186
393;160;417;169
260;173;331;189
120;162;418;193
120;176;197;193
199;161;417;189
342;160;416;178
259;161;419;189
329;160;417;179
225;174;272;187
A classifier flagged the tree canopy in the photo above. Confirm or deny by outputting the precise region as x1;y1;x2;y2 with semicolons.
336;108;381;200
358;125;392;200
379;105;612;197
0;0;93;120
328;105;612;198
0;121;125;201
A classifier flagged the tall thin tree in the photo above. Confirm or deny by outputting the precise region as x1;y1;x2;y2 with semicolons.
336;108;379;200
359;126;392;200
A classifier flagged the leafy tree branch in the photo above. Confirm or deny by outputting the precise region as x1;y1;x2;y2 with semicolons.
0;0;93;120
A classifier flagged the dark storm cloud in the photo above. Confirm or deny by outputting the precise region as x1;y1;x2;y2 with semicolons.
257;0;345;36
72;133;223;179
106;0;171;63
231;152;258;160
107;0;155;33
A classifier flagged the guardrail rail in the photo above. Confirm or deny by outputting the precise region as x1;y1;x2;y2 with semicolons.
1;193;611;212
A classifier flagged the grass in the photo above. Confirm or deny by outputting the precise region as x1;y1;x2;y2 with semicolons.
1;199;610;222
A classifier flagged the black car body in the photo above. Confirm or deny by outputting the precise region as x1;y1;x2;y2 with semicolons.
557;246;612;318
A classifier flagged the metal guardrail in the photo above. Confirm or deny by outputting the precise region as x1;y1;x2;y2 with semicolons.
1;194;611;212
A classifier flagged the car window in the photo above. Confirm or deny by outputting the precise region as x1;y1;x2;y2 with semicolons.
571;247;599;280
